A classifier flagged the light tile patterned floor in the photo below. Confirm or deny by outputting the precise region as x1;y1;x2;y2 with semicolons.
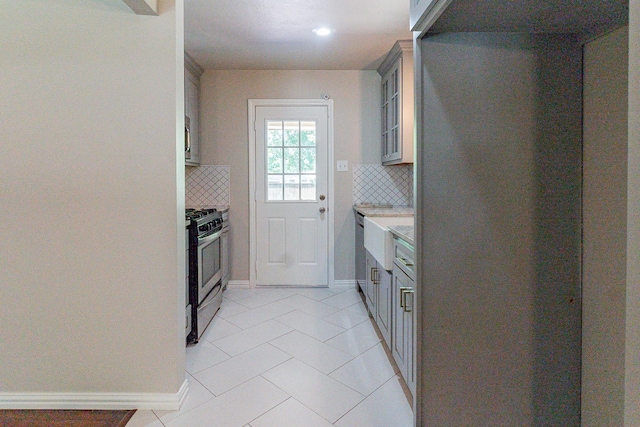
126;286;413;427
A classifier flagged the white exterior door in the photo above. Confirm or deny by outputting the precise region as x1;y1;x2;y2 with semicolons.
254;105;329;286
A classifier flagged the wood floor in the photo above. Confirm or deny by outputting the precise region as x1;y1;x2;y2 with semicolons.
0;410;136;427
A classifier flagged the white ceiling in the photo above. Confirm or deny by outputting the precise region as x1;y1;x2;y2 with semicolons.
184;0;413;70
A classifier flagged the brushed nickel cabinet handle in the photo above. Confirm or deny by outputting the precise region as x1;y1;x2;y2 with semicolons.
185;124;191;157
399;287;410;307
372;268;380;285
403;289;414;312
399;257;414;267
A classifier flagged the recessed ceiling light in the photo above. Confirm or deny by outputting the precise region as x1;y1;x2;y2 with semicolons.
313;27;334;36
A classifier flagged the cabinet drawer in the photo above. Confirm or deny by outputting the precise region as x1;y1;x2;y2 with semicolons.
394;237;415;280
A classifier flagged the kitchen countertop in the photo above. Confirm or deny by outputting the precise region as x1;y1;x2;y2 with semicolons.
353;204;414;217
388;225;414;246
213;205;229;213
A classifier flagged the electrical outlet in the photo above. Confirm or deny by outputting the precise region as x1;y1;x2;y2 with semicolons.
337;160;349;172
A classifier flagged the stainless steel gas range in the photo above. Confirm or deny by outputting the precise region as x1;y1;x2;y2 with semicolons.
186;208;228;344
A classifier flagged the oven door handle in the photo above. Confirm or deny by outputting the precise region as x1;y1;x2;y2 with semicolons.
199;284;221;309
198;229;222;245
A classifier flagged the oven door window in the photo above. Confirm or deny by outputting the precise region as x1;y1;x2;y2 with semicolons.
200;237;221;292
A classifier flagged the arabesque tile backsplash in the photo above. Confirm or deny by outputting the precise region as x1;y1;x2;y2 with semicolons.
353;164;413;206
186;164;412;208
186;165;230;207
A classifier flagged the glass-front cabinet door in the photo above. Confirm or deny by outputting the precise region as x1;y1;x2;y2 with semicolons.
377;40;414;165
381;61;401;163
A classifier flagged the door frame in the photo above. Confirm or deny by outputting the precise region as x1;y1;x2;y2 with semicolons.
248;99;335;287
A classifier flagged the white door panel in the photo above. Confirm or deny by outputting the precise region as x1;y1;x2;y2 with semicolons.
255;105;329;286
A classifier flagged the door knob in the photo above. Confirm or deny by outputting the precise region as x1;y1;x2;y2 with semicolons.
319;207;326;213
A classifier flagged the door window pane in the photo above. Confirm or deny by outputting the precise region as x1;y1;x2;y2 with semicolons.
266;120;317;202
267;121;283;146
268;175;284;200
300;148;316;173
268;148;283;173
284;147;299;174
300;121;316;146
301;175;316;200
284;175;300;200
284;121;299;146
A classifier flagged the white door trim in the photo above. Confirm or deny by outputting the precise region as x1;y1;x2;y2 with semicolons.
248;99;335;288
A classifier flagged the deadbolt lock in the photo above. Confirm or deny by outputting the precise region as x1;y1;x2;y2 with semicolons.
319;195;325;201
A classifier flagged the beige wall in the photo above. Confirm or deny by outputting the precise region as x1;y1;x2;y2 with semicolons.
199;70;381;282
0;0;185;397
582;26;628;426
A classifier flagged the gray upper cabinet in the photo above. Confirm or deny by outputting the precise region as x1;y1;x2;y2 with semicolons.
185;53;203;166
377;41;414;165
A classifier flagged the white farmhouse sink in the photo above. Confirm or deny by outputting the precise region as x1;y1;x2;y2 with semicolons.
364;216;414;270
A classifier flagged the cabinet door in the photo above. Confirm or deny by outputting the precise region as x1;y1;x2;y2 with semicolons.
392;265;412;384
365;251;378;319
404;281;415;395
378;41;413;165
381;74;390;159
185;71;200;165
376;267;392;347
382;59;402;164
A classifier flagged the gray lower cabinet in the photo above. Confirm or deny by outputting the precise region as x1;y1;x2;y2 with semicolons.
376;263;392;347
357;216;415;393
392;264;415;394
392;236;416;394
364;249;393;348
365;251;378;320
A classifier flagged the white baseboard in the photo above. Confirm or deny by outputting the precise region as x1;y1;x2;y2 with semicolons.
227;280;251;288
332;280;356;289
0;379;189;411
228;280;355;289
